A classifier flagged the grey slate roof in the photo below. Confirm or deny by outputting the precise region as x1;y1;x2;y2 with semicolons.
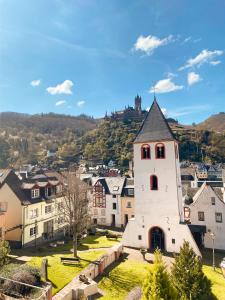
134;98;175;143
0;169;30;205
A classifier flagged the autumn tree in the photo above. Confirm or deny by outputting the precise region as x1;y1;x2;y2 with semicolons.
62;172;90;258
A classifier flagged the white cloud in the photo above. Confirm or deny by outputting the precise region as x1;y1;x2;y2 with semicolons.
30;79;41;87
161;107;167;116
77;100;85;107
183;36;191;44
47;80;73;95
149;78;183;94
187;72;202;86
193;38;202;43
167;105;210;118
55;100;66;106
133;34;174;55
210;60;221;66
166;72;177;78
179;49;223;70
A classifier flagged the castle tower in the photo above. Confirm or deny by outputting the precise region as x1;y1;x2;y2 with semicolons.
122;98;200;255
135;95;142;114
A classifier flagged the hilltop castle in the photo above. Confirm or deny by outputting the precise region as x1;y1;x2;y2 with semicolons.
106;95;147;122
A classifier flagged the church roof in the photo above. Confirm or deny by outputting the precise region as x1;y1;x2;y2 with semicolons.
134;98;175;143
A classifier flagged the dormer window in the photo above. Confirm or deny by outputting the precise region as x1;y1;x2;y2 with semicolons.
150;175;158;190
155;143;165;159
31;189;40;199
45;187;52;197
141;144;150;159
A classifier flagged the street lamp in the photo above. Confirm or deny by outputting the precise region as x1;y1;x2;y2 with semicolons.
210;232;215;271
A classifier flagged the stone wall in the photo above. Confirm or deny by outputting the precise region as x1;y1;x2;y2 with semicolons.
53;244;123;300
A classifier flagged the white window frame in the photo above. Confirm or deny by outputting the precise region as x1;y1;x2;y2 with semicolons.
215;212;222;223
127;189;134;196
45;187;52;197
31;189;40;199
30;226;38;237
29;208;38;219
45;205;52;214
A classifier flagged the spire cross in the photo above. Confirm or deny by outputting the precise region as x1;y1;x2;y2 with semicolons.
152;82;158;100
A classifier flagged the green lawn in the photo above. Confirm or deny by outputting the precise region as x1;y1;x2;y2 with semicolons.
52;235;120;253
80;235;121;250
203;266;225;300
97;258;151;300
11;235;120;257
29;250;105;295
202;249;225;300
96;255;225;300
9;235;119;296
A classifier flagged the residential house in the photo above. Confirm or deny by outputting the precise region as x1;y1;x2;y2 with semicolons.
120;178;135;227
184;182;225;250
0;169;66;248
91;176;135;228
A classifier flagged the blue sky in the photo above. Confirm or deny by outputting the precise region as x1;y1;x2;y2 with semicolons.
0;0;225;124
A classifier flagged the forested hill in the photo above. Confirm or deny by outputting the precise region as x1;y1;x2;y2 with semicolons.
0;112;98;136
78;118;225;167
0;112;98;168
196;112;225;133
0;111;224;168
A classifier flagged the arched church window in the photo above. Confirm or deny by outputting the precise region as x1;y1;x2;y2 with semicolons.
141;144;150;159
150;175;158;190
155;143;165;159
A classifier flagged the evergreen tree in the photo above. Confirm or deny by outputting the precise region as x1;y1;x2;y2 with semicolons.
171;241;211;300
143;249;177;300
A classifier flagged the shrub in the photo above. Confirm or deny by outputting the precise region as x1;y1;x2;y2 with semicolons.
96;229;109;236
19;265;41;284
3;270;36;296
0;264;41;297
106;231;121;239
0;240;10;267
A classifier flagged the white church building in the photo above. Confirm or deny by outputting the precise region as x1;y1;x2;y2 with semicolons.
122;98;201;255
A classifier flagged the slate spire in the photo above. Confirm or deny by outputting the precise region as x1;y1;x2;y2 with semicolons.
134;98;175;143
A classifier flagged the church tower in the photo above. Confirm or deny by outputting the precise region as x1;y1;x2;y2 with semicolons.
122;98;200;255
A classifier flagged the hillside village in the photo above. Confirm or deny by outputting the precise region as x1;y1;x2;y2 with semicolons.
0;96;224;172
0;98;225;299
1;1;225;299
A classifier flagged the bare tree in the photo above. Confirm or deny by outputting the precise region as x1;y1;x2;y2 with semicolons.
62;171;90;258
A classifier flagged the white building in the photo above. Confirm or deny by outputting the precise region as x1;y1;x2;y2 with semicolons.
122;98;200;255
185;182;225;250
91;177;125;227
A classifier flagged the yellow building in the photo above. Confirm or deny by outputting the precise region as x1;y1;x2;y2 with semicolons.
0;169;66;248
121;178;135;227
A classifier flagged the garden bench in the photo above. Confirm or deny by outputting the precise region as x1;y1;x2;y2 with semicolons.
60;257;80;265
